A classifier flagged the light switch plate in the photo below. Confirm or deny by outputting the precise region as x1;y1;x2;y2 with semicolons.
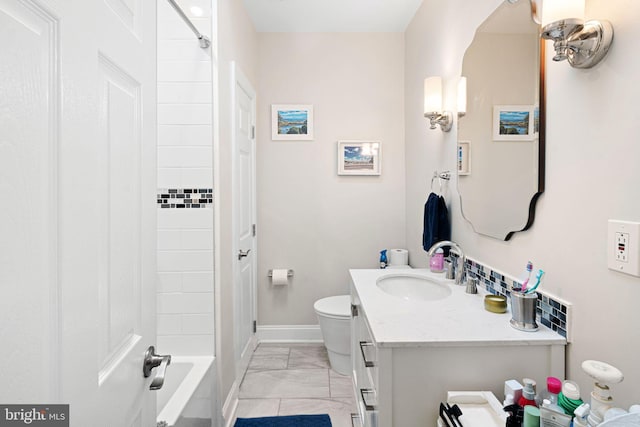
608;220;640;277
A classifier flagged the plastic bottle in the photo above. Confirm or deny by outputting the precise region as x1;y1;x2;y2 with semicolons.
573;403;590;427
379;250;387;269
518;378;538;408
523;405;540;427
429;248;444;272
504;379;523;407
536;377;562;408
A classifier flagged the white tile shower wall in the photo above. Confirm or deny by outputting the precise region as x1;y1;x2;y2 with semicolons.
157;0;214;356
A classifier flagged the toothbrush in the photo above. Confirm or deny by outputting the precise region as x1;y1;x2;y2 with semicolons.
525;269;545;294
520;261;533;292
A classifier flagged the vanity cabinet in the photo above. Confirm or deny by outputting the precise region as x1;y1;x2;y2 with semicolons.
349;270;566;426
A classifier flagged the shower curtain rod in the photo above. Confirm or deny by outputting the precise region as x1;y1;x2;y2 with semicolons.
166;0;211;49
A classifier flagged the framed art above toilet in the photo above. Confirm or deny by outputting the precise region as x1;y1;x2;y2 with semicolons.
337;140;381;176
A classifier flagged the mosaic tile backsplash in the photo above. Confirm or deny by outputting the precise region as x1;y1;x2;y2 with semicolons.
157;188;213;209
461;256;572;341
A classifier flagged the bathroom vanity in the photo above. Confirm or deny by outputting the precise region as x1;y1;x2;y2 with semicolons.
349;269;566;426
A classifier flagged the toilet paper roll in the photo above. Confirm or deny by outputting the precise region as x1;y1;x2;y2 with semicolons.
388;248;409;265
271;269;289;286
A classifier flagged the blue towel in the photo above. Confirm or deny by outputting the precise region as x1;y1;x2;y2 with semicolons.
234;414;332;427
422;192;451;253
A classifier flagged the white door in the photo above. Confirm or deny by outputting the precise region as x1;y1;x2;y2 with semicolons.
231;62;257;377
0;0;157;425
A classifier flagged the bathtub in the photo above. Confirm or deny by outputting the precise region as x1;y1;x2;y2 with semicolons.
157;356;215;427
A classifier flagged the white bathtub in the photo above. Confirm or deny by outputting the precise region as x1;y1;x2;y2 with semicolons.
157;356;215;427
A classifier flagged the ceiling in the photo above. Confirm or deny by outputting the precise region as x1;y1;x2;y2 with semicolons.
242;0;425;32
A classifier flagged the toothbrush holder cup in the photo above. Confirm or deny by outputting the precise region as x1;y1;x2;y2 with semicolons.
510;291;539;332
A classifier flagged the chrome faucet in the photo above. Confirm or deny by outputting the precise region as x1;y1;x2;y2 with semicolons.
427;240;467;286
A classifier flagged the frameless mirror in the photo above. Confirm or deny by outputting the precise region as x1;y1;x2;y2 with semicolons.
457;0;545;240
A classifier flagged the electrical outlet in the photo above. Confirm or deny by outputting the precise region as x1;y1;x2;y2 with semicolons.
608;220;640;277
615;232;628;262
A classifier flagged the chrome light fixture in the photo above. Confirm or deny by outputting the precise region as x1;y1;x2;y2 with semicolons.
423;77;452;132
540;0;613;69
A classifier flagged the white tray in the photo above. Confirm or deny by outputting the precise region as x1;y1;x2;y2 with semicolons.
436;391;507;427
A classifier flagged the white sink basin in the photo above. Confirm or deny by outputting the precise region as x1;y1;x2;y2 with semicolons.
376;274;452;301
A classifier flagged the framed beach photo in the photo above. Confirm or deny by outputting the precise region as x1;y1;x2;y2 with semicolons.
337;141;381;176
271;104;314;140
493;105;535;141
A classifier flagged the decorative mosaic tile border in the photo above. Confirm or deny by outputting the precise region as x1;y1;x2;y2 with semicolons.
157;188;213;209
454;255;572;341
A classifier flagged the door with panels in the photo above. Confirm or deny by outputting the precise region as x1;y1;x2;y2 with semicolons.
0;0;158;425
232;62;258;378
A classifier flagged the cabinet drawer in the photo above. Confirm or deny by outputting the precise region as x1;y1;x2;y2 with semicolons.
351;305;378;386
357;389;379;427
351;292;380;427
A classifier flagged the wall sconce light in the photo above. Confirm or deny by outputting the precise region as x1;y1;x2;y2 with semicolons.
540;0;613;69
424;77;452;132
457;76;467;119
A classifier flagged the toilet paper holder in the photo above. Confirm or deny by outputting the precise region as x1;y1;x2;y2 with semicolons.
267;269;294;278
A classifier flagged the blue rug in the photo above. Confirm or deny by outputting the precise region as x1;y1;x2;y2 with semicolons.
234;414;332;427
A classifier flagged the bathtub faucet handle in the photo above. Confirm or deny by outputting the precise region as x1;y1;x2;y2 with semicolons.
143;345;172;390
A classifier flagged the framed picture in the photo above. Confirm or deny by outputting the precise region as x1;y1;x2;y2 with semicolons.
493;105;535;141
457;141;471;176
271;104;314;140
337;141;381;176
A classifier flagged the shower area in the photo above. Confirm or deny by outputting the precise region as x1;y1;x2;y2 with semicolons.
156;0;219;425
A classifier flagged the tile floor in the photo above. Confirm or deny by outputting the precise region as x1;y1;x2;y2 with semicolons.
236;344;356;427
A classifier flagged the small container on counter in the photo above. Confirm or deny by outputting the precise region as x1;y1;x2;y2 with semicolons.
430;248;444;272
510;291;539;331
485;295;507;313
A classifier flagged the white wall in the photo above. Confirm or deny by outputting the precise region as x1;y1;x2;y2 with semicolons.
256;33;406;325
156;0;214;356
405;0;640;407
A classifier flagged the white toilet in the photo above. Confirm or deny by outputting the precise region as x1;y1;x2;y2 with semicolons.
314;295;351;375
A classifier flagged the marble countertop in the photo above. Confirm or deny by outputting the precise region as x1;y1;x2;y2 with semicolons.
350;268;567;348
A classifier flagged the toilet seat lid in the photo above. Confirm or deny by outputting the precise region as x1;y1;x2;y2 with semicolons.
314;295;351;318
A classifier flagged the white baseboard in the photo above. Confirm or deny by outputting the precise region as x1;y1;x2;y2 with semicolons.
222;379;239;427
256;324;323;343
